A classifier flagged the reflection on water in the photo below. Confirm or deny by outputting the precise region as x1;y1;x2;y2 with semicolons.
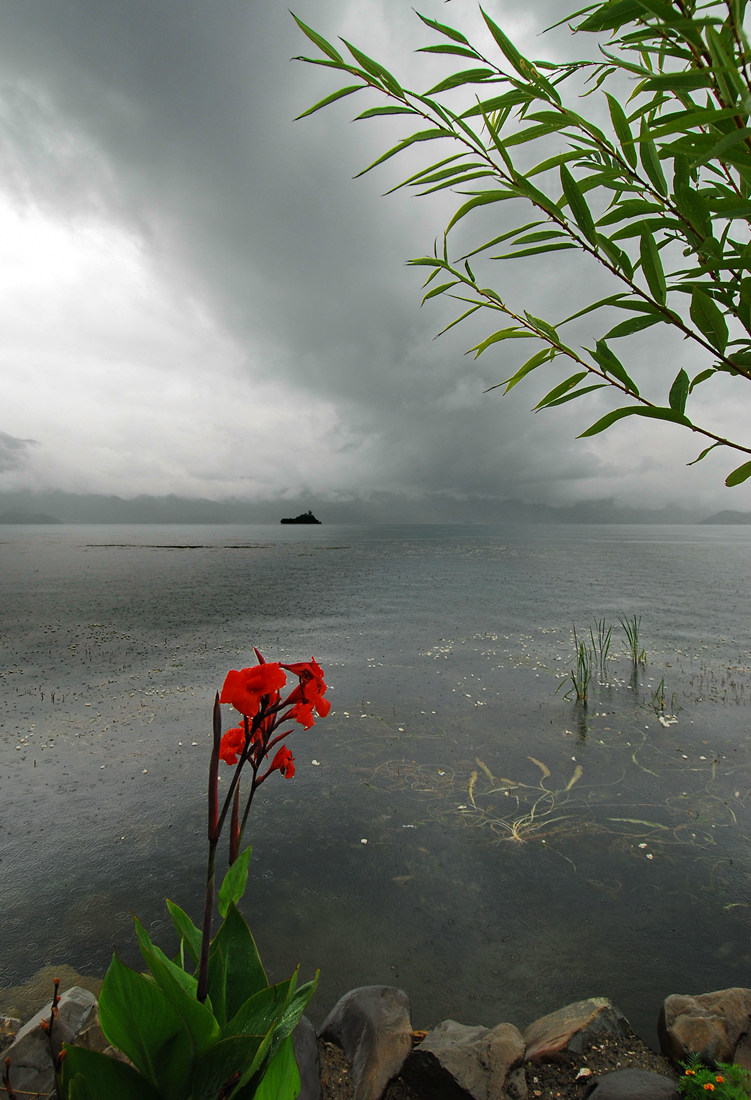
0;522;750;1047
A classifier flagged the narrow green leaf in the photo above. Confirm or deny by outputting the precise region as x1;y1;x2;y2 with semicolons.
668;368;690;414
639;117;668;196
560;164;597;244
688;441;720;465
579;404;692;438
578;0;644;31
426;68;497;95
590;340;640;394
414;11;471;46
355;105;415;119
422;281;458;303
166;900;202;968
639;231;667;303
291;15;344;63
534;372;588;409
726;460;751;486
545;383;608;407
604;313;663;339
445;190;515;233
354;128;453;178
295;86;362;120
417;45;481;60
471;328;536;356
494;347;554;393
606;93;637;169
341;40;404;96
494;242;577;259
524;312;559;343
690;287;729;352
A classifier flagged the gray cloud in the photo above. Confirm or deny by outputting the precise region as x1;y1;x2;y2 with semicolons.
0;430;37;471
0;0;747;517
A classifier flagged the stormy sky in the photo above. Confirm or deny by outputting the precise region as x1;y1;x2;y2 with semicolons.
0;0;748;520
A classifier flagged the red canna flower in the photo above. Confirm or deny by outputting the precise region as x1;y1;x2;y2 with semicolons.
220;663;287;717
715;1076;725;1084
282;657;330;720
219;724;246;766
268;745;295;778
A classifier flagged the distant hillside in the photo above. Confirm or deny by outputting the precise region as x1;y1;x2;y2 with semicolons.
0;489;711;525
0;507;62;525
702;510;751;524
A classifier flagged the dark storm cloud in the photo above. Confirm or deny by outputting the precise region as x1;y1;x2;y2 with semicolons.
0;0;746;514
0;431;37;471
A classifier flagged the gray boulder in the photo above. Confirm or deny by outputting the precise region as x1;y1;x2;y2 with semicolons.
524;997;632;1062
319;985;413;1100
2;985;98;1098
659;987;751;1065
583;1068;680;1098
294;1015;322;1100
404;1018;527;1100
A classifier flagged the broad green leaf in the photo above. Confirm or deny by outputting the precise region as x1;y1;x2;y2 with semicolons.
690;287;729;352
208;903;268;1028
726;460;751;486
560;164;597;244
98;954;192;1094
534;372;589;409
295;85;362;120
251;1036;301;1100
219;844;253;918
60;1046;161;1100
606;93;637;169
639;231;667;303
166;900;202;968
191;1033;268;1100
668;368;690;414
223;979;294;1040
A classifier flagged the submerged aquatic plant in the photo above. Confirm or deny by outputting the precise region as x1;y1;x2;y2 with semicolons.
589;617;612;678
619;614;646;666
460;755;584;844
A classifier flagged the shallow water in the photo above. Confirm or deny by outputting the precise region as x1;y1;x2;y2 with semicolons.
1;522;750;1046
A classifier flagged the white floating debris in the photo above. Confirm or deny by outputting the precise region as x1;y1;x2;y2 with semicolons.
191;741;198;746
646;853;654;860
360;838;368;845
638;843;647;849
659;715;678;727
143;769;148;774
402;824;416;829
311;759;320;766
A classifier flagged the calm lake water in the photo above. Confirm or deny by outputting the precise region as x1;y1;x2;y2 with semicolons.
1;522;750;1047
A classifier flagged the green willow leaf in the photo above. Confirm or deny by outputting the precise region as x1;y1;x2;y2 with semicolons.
639;230;667;303
295;85;362;120
426;68;498;94
726;460;751;486
690;287;729;352
560;164;597;243
579;404;692;438
589;339;640;394
414;11;471;45
494;347;554;393
291;15;344;63
445;190;516;233
342;39;404;95
544;383;608;407
417;45;481;60
355;105;415;119
604;313;663;339
668;368;690;414
606;93;637;168
354;128;453;178
688;441;721;465
470;328;536;356
534;372;588;409
578;0;645;31
639;117;668;195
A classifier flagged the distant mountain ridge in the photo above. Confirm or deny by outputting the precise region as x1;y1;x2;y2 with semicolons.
0;489;738;524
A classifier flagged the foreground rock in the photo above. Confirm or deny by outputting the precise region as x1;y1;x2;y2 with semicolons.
659;987;751;1067
319;986;413;1100
9;981;751;1100
404;1018;526;1099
